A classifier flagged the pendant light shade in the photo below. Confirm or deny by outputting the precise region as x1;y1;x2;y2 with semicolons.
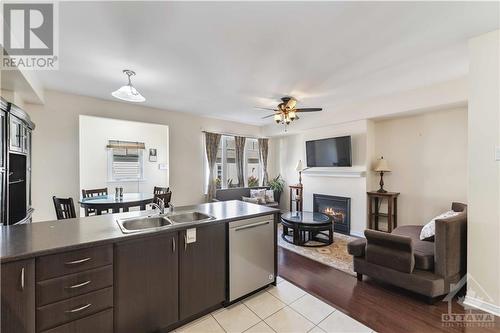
112;69;145;103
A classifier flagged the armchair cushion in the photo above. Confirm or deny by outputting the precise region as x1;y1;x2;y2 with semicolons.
393;225;434;271
365;230;415;274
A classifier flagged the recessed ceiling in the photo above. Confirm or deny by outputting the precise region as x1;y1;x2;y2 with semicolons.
38;1;499;125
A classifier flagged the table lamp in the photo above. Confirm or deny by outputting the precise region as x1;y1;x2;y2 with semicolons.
374;156;391;193
296;160;304;185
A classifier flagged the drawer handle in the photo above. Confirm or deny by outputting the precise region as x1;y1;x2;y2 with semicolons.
184;234;187;251
65;280;91;289
65;303;92;313
64;257;91;265
20;267;25;291
234;221;270;231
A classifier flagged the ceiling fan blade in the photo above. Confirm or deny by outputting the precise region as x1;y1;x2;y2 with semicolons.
262;114;277;119
295;108;322;112
255;107;278;111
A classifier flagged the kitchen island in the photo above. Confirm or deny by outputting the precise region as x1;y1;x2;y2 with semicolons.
1;200;279;333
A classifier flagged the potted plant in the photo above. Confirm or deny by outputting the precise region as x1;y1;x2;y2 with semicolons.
268;175;285;203
248;175;259;187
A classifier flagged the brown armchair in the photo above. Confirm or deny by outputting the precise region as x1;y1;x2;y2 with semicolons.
348;202;467;302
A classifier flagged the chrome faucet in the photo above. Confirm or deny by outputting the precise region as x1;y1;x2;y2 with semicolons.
168;203;174;213
150;198;165;214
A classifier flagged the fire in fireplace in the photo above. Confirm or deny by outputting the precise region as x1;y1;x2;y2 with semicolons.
313;194;351;235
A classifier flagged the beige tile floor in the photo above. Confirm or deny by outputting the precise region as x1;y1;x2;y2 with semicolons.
174;276;375;333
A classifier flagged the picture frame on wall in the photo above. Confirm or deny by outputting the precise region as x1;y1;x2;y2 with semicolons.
149;148;157;162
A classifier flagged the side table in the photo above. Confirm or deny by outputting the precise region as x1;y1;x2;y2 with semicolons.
289;184;303;212
367;191;400;232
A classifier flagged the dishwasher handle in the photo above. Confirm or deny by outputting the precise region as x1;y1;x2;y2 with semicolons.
233;220;270;232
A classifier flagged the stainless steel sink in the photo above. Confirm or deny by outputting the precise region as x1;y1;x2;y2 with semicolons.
166;211;215;224
116;211;215;233
117;216;172;233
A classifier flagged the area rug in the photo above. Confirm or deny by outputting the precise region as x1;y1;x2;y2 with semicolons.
277;224;356;276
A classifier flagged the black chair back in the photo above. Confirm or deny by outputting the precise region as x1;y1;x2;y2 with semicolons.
82;188;108;216
82;188;108;198
154;192;172;207
53;196;77;220
154;186;169;195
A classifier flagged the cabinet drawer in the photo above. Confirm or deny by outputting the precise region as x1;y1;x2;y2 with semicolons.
36;245;112;280
37;265;113;306
40;309;113;333
36;287;113;332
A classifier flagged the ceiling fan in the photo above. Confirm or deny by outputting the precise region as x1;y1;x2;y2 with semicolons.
257;97;322;128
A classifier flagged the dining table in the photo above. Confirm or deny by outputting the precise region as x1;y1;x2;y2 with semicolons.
79;192;155;215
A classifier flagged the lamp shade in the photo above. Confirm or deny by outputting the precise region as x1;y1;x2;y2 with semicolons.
296;160;303;172
374;157;391;172
111;69;146;103
111;85;146;103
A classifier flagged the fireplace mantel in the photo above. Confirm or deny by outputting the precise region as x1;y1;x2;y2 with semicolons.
302;167;366;178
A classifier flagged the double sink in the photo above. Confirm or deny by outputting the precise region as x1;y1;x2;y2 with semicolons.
116;211;215;234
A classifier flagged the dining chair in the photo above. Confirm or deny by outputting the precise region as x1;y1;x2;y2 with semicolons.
153;192;172;208
154;186;170;195
52;196;77;220
82;188;108;216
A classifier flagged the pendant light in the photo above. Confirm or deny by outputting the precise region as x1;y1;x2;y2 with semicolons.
111;69;146;103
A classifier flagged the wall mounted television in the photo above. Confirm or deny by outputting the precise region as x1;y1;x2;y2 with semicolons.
306;136;352;167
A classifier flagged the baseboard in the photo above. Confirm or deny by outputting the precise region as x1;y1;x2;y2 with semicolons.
350;231;365;238
463;295;500;317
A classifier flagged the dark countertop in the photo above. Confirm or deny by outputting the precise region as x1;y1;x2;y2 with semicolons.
1;200;279;263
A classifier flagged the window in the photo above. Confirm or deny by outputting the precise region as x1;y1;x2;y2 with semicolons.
107;141;145;182
213;136;262;189
246;139;261;187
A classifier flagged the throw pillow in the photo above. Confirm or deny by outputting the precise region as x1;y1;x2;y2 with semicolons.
420;210;461;241
241;196;259;204
265;190;275;203
250;189;266;200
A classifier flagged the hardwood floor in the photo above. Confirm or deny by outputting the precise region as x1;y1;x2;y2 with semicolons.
278;247;500;333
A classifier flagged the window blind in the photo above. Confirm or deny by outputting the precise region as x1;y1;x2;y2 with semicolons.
108;141;144;181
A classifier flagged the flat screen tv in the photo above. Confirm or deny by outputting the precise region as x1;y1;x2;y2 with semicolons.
306;136;352;167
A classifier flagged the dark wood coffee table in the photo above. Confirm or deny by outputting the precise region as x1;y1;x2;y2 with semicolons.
280;211;333;247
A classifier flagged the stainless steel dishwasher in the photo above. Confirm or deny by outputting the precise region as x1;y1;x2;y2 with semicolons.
229;215;275;302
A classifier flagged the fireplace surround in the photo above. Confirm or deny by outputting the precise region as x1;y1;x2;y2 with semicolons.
313;194;351;235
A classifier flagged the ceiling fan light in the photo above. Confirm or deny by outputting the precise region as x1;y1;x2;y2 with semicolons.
289;110;296;120
274;114;281;123
285;98;297;110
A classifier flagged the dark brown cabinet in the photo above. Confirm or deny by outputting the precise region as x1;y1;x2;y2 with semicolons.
0;105;6;225
1;98;35;225
1;259;36;333
179;223;226;320
114;232;179;333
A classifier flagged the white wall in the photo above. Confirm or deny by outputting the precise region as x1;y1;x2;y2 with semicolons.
79;115;169;196
26;90;261;222
465;30;500;313
372;107;468;226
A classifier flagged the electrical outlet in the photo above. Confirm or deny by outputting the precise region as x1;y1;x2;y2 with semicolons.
496;147;500;161
186;228;196;243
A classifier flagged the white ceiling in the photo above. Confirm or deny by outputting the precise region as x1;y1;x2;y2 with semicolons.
38;1;499;125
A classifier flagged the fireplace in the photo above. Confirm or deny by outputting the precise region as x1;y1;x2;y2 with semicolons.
313;194;351;235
